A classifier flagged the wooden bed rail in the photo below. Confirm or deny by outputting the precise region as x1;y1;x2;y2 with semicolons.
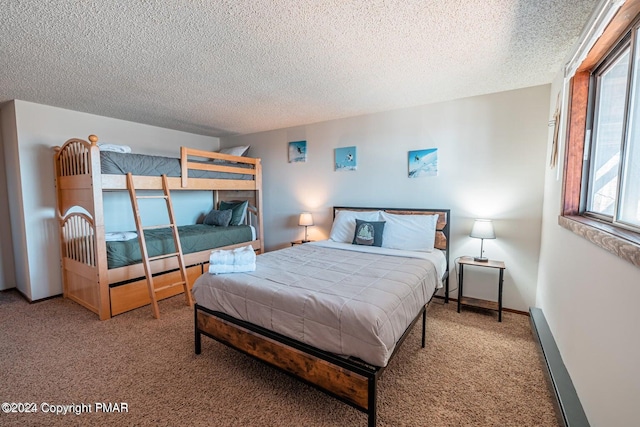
53;136;102;218
54;137;94;177
58;211;110;319
60;212;97;267
180;146;261;188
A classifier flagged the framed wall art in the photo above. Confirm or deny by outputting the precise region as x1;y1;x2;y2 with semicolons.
408;148;438;178
288;140;307;163
335;146;357;171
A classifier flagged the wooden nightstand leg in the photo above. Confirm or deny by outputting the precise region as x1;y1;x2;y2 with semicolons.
498;268;504;322
457;264;464;313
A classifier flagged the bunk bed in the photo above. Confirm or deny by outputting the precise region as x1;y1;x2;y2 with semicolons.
53;135;263;320
193;207;450;426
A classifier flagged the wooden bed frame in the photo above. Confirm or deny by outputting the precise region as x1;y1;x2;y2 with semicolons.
195;207;450;426
53;135;264;320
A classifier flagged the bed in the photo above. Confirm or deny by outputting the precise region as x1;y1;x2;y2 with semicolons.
193;207;450;426
105;224;255;269
53;135;264;320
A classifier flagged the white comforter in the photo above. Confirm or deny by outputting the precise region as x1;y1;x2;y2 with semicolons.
192;241;445;367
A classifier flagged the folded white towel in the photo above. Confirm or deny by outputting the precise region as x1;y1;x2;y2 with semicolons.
209;245;256;266
233;245;256;265
105;231;138;241
98;143;132;154
210;249;233;265
209;263;256;275
209;245;256;274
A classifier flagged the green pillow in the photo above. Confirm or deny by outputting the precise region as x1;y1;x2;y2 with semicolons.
352;219;385;247
203;209;232;227
219;200;249;226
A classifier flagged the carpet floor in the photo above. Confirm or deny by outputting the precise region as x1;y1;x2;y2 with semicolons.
0;290;558;426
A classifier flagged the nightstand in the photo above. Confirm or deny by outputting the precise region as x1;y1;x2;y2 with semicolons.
457;256;506;322
291;240;313;246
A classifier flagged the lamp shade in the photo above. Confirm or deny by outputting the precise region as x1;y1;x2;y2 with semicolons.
298;212;314;226
470;219;495;239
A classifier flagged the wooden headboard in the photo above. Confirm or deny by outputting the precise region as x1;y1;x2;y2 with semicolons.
333;206;451;271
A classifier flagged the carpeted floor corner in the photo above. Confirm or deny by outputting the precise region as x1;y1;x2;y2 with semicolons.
0;290;558;426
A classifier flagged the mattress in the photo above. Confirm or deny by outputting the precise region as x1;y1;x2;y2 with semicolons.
106;224;254;269
100;151;254;180
192;240;445;367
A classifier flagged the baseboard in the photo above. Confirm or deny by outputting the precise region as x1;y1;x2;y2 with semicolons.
433;295;529;316
529;307;590;427
2;288;62;304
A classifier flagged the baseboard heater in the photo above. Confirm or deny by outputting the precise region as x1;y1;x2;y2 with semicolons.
529;307;590;427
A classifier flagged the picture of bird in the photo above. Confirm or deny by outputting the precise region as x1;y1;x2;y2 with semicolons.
409;148;438;178
335;146;357;171
288;141;307;162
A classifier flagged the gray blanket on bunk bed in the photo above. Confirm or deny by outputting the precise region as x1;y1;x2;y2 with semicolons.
106;224;253;269
100;151;254;179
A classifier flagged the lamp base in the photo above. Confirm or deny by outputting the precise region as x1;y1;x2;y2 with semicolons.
474;256;489;262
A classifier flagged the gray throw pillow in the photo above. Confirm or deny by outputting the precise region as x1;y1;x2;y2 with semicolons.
219;200;249;226
352;219;386;247
203;209;233;227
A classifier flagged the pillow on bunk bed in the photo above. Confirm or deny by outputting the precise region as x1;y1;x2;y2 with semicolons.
203;209;233;227
97;143;132;154
219;145;250;157
219;200;249;226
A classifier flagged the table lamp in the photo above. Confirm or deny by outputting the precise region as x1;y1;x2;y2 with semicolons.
470;219;495;262
299;212;314;242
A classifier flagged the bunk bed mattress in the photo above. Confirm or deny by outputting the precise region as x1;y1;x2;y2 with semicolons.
192;241;444;367
100;151;254;179
106;224;254;269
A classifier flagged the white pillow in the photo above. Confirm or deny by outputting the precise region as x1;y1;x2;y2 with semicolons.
380;212;438;252
219;145;250;157
329;210;382;243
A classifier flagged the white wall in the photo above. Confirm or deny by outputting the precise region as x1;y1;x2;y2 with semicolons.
222;85;550;311
2;102;28;297
1;100;220;300
0;103;17;291
537;74;640;426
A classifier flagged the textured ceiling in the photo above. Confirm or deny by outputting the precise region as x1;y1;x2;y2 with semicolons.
0;0;598;137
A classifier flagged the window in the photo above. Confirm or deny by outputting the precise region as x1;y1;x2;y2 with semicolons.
561;2;640;268
619;32;640;229
584;36;639;231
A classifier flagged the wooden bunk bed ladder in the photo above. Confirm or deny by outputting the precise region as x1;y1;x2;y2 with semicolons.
126;173;194;318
